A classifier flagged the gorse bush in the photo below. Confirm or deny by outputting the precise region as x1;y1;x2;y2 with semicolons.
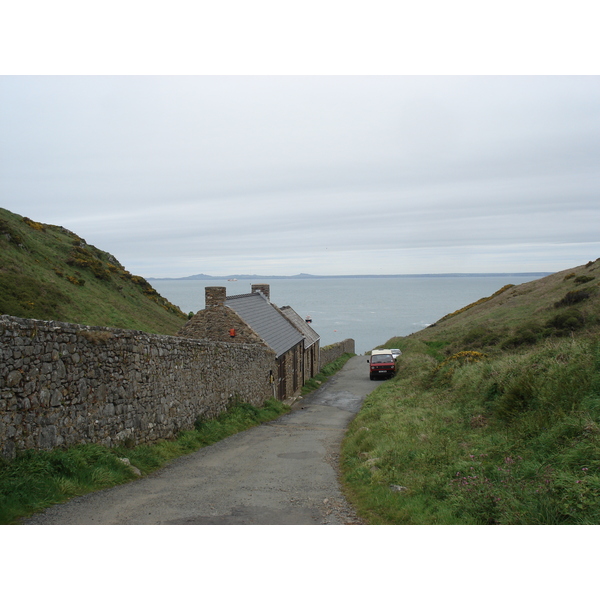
66;245;112;280
23;216;46;232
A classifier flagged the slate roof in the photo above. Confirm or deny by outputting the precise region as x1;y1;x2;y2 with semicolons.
225;293;304;358
279;306;320;349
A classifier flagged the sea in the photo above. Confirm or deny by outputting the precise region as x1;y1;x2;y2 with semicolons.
150;275;549;355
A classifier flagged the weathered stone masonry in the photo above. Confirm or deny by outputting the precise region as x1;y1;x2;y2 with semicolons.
319;339;355;370
0;315;275;459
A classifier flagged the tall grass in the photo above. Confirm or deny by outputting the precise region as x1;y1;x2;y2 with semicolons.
341;337;600;524
0;399;289;524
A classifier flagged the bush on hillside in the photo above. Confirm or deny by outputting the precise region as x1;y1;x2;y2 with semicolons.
501;322;544;349
500;308;589;350
555;288;592;308
66;245;111;280
0;219;24;246
462;325;503;349
546;309;586;333
23;216;46;232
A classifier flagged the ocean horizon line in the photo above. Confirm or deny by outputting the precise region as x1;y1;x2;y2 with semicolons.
148;272;554;281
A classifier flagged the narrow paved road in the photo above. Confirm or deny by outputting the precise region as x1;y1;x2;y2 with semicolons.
24;355;384;525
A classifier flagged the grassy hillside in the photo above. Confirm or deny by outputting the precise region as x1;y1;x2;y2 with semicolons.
0;207;187;334
342;259;600;524
406;259;600;357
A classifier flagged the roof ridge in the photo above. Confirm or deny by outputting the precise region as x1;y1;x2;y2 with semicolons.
225;292;260;301
225;292;303;358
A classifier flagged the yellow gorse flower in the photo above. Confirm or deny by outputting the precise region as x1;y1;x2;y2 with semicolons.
435;350;487;372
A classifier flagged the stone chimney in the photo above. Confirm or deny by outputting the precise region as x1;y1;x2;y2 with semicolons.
205;286;226;308
251;284;270;300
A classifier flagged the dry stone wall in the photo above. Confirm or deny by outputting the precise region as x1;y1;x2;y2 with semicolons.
319;339;356;370
0;315;276;459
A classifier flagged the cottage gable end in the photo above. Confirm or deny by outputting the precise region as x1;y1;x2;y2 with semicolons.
177;304;265;345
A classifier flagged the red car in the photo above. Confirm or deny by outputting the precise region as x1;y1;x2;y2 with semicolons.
368;349;396;380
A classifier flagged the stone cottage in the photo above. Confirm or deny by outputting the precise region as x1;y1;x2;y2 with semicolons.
279;305;320;382
177;284;313;401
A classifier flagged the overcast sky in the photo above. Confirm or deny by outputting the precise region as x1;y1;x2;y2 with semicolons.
2;75;599;278
1;0;599;279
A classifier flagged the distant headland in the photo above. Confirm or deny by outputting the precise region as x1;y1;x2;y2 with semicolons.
147;272;554;281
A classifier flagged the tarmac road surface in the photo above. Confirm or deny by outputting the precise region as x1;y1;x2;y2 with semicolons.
24;355;385;525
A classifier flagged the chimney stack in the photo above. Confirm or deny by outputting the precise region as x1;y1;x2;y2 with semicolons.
251;284;270;300
205;286;226;308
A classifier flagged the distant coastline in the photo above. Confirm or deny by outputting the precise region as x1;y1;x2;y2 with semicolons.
148;272;554;281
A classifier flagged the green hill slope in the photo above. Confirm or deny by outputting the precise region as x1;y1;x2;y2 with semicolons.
402;258;600;357
369;258;600;375
342;260;600;525
0;207;187;335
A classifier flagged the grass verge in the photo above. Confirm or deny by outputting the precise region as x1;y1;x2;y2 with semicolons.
0;398;289;525
341;336;600;524
301;352;355;395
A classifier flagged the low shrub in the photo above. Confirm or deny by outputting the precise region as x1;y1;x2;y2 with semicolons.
501;322;545;349
462;325;502;349
0;218;24;246
555;288;592;308
66;275;85;286
66;245;111;280
546;309;585;333
22;216;46;232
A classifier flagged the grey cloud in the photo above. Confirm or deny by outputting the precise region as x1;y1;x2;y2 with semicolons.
1;75;599;277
